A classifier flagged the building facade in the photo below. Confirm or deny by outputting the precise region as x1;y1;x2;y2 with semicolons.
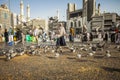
67;0;96;34
67;3;83;34
11;13;17;28
0;4;11;31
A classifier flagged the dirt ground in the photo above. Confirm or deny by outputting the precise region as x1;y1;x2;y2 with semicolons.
0;43;120;80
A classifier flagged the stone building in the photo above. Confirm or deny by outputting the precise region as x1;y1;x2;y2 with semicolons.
67;0;120;37
67;0;96;34
11;13;17;29
67;3;83;34
91;12;120;33
103;13;120;31
0;4;11;31
25;18;48;33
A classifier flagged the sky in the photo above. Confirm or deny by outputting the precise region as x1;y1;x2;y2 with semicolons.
0;0;120;21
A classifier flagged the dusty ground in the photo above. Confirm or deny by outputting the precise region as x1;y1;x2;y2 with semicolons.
0;43;120;80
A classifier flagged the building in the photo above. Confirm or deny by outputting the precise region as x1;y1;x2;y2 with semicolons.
25;18;48;32
11;13;17;28
67;3;83;34
103;13;120;31
91;12;120;33
0;4;11;31
67;0;96;34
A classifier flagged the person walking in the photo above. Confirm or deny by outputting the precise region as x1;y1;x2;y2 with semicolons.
103;32;109;42
69;26;75;42
56;23;67;47
4;29;9;44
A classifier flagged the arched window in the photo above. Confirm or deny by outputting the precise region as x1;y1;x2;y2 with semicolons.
71;22;73;27
78;21;81;27
74;21;77;27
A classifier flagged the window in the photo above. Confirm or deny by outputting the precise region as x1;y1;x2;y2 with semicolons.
4;24;6;28
4;13;8;19
71;22;73;27
78;21;81;27
74;21;77;27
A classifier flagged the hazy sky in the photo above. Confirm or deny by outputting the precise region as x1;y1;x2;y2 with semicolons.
0;0;120;21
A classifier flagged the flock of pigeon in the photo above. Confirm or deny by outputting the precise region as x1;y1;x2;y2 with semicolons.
0;41;120;61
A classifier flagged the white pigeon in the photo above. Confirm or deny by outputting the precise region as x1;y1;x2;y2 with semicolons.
55;53;59;58
106;53;111;57
11;53;17;58
52;49;55;53
7;56;11;60
73;49;76;53
89;53;93;56
92;51;96;54
106;50;111;57
77;54;82;58
19;51;24;56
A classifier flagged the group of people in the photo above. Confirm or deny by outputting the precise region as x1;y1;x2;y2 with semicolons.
4;28;22;45
1;21;120;47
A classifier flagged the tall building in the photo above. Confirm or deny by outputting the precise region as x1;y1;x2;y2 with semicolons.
0;4;11;31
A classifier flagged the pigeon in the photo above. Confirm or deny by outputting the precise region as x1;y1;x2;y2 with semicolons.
106;50;111;57
59;48;63;53
106;53;111;57
77;54;82;58
19;51;24;56
55;53;59;58
52;49;55;53
70;46;76;53
88;53;94;56
92;51;96;54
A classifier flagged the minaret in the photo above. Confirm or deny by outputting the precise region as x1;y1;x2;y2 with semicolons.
20;0;24;23
83;0;88;17
57;10;59;21
98;3;100;15
26;4;30;22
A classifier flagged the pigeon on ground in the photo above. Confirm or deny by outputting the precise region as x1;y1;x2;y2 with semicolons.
106;50;111;57
55;53;59;58
77;54;82;59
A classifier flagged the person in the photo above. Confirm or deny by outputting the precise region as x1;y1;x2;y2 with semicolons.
116;31;120;44
90;32;93;41
69;26;75;42
16;28;22;41
0;26;2;42
33;26;39;44
4;29;9;44
56;23;66;47
110;22;116;43
103;32;108;42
